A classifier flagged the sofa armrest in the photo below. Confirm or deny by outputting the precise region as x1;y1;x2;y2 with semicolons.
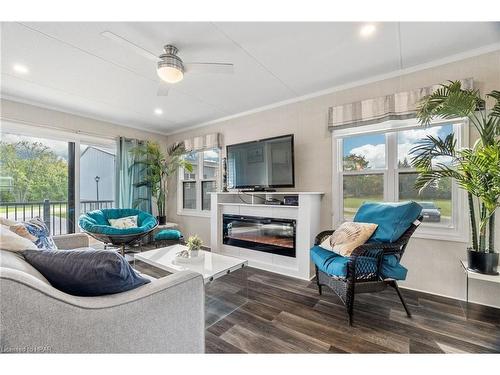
0;269;205;353
53;233;89;249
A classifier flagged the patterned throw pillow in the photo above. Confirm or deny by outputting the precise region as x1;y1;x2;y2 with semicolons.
108;215;138;229
9;217;58;250
320;222;378;257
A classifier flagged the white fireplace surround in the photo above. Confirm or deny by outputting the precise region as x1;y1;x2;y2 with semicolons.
210;192;323;280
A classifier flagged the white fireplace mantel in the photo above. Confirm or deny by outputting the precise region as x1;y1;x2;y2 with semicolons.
210;192;323;280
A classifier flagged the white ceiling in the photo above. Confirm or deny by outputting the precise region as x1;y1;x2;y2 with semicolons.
1;22;500;134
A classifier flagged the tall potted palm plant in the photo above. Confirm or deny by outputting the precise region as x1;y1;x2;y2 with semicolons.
411;81;500;275
130;141;192;225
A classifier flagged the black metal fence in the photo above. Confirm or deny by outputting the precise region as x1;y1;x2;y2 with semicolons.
0;199;114;235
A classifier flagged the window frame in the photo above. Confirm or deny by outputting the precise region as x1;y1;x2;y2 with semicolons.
332;118;468;242
177;148;221;217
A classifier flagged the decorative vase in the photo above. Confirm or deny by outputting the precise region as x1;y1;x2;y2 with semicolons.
190;248;200;257
157;216;167;225
467;248;499;275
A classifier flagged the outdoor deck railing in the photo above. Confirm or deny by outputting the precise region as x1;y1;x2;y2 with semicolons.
0;199;114;235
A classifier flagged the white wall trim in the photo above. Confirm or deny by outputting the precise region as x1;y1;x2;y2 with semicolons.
165;42;500;136
400;285;499;309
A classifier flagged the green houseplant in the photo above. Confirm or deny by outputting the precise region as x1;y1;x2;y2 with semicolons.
130;141;192;225
410;81;500;274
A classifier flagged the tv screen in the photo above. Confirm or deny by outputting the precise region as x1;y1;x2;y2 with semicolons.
227;134;294;189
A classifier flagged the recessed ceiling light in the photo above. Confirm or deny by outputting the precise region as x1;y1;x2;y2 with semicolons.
13;64;29;74
359;24;376;38
154;108;163;116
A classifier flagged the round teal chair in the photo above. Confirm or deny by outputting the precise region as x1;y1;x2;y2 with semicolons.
79;208;158;256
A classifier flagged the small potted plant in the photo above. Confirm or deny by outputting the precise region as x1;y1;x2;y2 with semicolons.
186;235;203;257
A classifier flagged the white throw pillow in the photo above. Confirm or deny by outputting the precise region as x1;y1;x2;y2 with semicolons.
0;225;38;252
108;215;138;229
319;222;378;257
0;217;19;226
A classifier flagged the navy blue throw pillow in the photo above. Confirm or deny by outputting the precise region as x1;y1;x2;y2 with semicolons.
22;248;150;296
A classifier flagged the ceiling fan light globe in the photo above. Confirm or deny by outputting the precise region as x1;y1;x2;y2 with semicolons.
157;66;184;83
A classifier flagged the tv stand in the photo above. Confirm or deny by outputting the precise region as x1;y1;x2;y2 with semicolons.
210;191;324;280
240;187;276;192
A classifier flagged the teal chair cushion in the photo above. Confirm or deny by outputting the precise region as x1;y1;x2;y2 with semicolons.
154;229;182;241
310;245;408;280
353;201;422;243
79;208;157;235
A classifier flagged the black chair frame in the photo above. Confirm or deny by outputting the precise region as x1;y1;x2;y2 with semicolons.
314;216;422;326
81;224;158;257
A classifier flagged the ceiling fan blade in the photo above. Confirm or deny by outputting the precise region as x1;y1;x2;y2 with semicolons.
157;82;170;96
101;31;159;62
184;62;234;74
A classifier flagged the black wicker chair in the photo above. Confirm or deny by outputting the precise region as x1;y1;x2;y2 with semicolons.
314;216;422;326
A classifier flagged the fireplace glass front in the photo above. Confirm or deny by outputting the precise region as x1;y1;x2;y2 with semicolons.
223;214;296;257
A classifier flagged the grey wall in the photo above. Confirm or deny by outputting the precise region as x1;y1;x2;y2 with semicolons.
167;50;500;308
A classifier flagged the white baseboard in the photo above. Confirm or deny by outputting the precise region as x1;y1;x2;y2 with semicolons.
399;285;500;309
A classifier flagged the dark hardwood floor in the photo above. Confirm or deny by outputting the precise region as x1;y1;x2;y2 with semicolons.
134;259;500;354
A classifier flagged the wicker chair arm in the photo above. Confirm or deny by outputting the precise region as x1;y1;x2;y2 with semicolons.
314;230;335;246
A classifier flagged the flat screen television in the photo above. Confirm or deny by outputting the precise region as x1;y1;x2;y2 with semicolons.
226;134;294;190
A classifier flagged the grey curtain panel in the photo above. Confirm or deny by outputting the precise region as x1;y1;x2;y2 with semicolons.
116;137;152;213
328;78;473;130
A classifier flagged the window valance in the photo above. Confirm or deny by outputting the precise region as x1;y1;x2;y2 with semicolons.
328;78;473;131
183;133;221;152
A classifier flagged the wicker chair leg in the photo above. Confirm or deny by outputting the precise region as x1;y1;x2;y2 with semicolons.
315;266;323;295
390;280;412;317
346;281;355;326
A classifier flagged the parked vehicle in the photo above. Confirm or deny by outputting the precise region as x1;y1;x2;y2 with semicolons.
419;202;441;222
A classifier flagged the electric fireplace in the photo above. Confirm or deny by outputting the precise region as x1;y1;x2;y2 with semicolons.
222;214;296;257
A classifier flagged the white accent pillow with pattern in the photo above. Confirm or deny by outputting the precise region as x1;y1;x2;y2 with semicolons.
320;222;378;257
108;215;138;229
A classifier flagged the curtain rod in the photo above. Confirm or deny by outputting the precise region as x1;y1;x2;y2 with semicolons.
0;116;119;141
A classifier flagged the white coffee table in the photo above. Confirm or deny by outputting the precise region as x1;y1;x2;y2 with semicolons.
135;244;248;327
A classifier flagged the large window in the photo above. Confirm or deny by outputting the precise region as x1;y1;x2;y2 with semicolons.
333;120;467;241
179;148;220;215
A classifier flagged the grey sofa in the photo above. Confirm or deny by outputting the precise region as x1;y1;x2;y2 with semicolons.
0;233;205;353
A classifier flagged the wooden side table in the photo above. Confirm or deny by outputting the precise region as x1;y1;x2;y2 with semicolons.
459;260;500;317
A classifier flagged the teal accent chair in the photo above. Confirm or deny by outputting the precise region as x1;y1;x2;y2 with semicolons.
79;209;158;256
311;201;423;326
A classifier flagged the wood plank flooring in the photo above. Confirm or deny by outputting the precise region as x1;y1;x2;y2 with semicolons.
134;260;500;354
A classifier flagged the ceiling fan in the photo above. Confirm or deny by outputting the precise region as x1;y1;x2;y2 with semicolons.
101;31;234;96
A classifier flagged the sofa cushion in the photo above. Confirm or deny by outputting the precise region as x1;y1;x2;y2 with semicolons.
0;225;38;252
353;201;422;243
310;245;408;280
154;229;182;241
22;248;150;296
0;250;50;284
